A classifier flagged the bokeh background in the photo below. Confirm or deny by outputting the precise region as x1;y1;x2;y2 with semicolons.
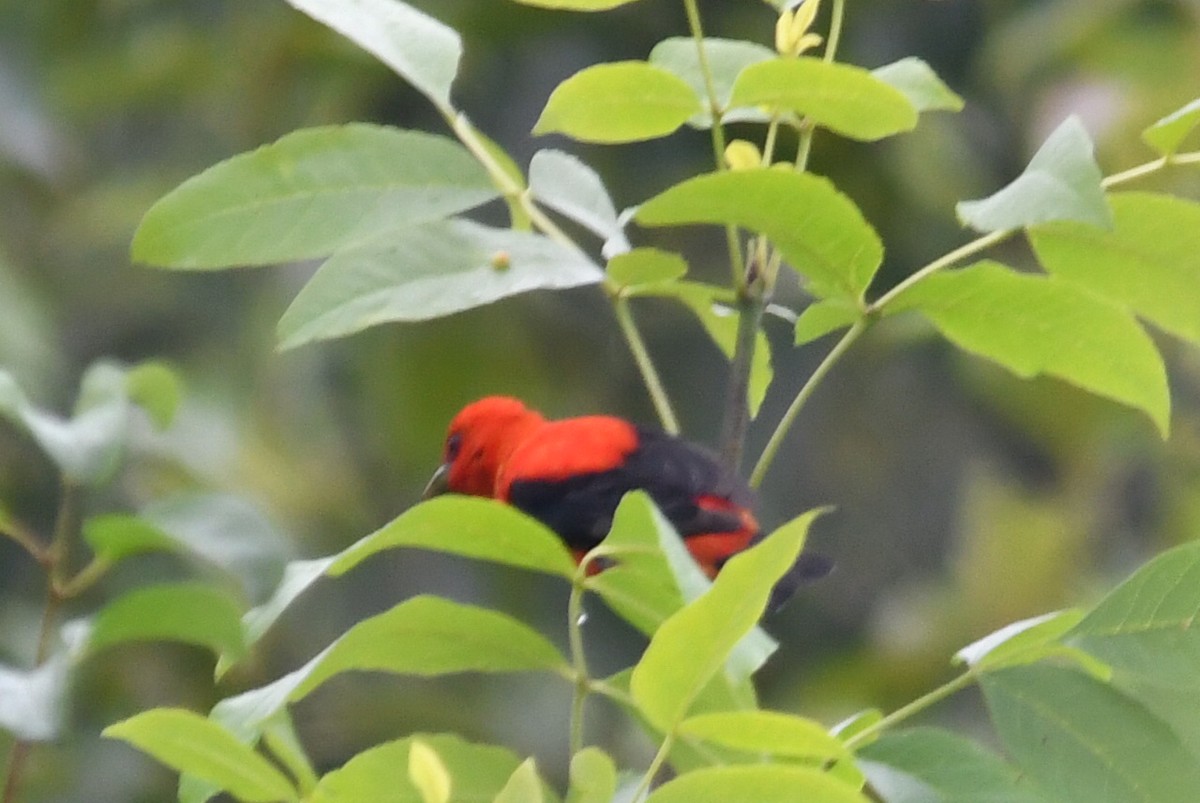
2;0;1200;800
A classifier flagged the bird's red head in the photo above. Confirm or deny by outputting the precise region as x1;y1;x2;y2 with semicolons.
424;396;546;499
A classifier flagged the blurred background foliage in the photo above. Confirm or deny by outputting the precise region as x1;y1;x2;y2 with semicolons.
2;0;1200;799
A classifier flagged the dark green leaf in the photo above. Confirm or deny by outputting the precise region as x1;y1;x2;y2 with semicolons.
891;261;1169;437
645;765;867;803
1030;192;1200;347
134;126;493;268
103;708;298;803
1142;98;1200;157
982;665;1200;803
276;219;602;349
90;582;248;661
533;61;701;143
871;57;964;113
730;57;917;141
636;169;883;301
957;116;1111;232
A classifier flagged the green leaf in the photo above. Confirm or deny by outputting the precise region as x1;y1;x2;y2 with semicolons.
635;169;883;301
831;708;884;744
331;496;578;579
730;57;918;141
276;219;602;349
225;556;337;672
630;509;819;731
957;116;1111;232
103;708;298;803
493;758;543;803
125;360;183;429
0;656;69;742
90;582;248;661
566;748;616;803
981;665;1200;803
954;609;1086;671
533;61;701;144
83;513;177;563
1030;192;1200;347
795;298;861;345
134;126;493;269
1142;98;1200;157
857;727;1048;803
1067;540;1200;689
677;710;849;762
511;0;640;8
529;149;623;245
648;38;776;126
645;765;868;803
310;734;534;803
871;57;964;113
606;248;687;290
891;261;1169;437
284;0;460;109
409;741;452;803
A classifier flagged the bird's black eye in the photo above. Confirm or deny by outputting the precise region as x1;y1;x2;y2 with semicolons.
445;433;463;462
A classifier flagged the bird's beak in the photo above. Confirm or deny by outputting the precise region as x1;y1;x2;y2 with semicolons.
422;463;451;500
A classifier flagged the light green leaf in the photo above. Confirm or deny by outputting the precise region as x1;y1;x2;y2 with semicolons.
645;765;868;803
795;298;861;345
635;169;883;301
872;57;964;113
1030;192;1200;347
125;361;183;429
1067;540;1200;690
409;741;452;803
606;248;687;290
90;582;248;661
831;708;884;744
730;57;918;141
648;38;776;126
857;727;1048;803
0;655;69;742
533;61;701;144
134;126;493;269
678;710;849;761
276;219;602;349
955;609;1085;671
566;748;616;803
982;665;1200;803
529;149;623;244
284;0;460;108
630;509;819;731
331;496;577;579
310;734;533;803
82;513;177;563
957;116;1111;232
103;708;298;803
1142;98;1200;157
892;261;1169;437
493;758;543;803
511;0;640;8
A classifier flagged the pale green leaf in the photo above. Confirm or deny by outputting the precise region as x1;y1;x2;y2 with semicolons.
1141;98;1200;157
645;765;868;803
678;710;849;761
277;219;602;348
635;169;883;301
285;0;460;108
892;261;1169;437
493;758;543;803
1030;192;1200;347
103;708;298;803
630;509;819;730
957;116;1111;232
565;748;616;803
955;609;1085;671
409;741;452;803
872;57;964;113
648;38;776;126
606;248;687;289
858;727;1048;803
795;298;861;345
529;149;622;242
90;582;248;661
533;61;701;143
125;360;184;429
730;57;918;141
134;125;493;268
831;708;884;744
982;665;1200;803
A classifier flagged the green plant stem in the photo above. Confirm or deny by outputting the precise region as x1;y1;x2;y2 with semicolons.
719;289;765;472
3;481;81;803
0;517;48;565
868;228;1013;313
823;0;847;64
633;730;676;802
842;670;977;752
566;567;592;757
615;298;681;434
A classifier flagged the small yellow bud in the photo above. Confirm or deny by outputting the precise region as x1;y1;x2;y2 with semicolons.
774;9;796;56
776;0;823;57
724;140;762;170
490;250;511;270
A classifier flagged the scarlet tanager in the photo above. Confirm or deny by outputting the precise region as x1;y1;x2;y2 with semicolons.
424;396;830;607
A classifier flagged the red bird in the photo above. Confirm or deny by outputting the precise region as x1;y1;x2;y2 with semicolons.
424;396;829;607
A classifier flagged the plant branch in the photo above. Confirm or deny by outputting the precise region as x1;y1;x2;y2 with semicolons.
566;563;593;757
632;730;676;803
614;298;681;434
719;279;766;473
0;516;48;565
868;228;1012;313
824;0;847;64
842;670;977;751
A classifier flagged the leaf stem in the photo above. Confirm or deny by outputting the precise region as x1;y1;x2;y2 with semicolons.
614;298;681;434
0;516;48;565
719;285;766;472
1102;149;1200;187
632;730;676;803
868;228;1012;313
566;566;592;757
842;670;976;751
823;0;847;64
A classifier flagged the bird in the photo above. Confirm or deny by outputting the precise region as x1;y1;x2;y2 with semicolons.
423;395;830;608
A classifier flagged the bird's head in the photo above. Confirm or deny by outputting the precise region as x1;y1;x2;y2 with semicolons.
423;396;546;499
